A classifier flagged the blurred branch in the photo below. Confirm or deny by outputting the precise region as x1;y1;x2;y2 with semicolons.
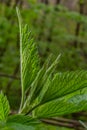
41;119;74;128
78;112;87;116
79;120;87;129
41;117;86;130
52;117;81;125
6;63;20;95
0;73;20;80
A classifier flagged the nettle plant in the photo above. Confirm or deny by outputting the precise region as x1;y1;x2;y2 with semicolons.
0;8;87;130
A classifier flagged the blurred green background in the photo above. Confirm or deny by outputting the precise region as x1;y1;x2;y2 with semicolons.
0;0;87;129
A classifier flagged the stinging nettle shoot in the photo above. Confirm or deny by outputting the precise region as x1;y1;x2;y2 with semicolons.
0;7;87;130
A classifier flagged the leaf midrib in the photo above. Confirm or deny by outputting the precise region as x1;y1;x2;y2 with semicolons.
30;83;87;113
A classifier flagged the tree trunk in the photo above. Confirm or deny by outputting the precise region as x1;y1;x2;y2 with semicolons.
6;0;11;6
44;0;48;4
12;0;23;8
73;0;84;48
56;0;61;4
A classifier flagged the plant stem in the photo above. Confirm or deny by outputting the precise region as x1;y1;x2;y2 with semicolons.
16;7;24;112
41;118;85;130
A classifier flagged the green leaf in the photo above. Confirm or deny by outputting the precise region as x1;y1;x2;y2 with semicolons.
32;71;87;118
7;115;39;126
0;93;10;121
34;94;87;118
5;123;37;130
21;25;40;92
21;55;60;113
0;115;40;130
29;54;61;104
16;8;40;108
38;71;87;104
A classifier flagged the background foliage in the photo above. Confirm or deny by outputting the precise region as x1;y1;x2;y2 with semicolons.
0;0;87;129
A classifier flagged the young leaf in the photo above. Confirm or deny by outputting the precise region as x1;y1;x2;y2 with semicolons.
5;123;38;130
0;93;10;121
21;54;61;113
32;71;87;118
21;25;40;92
29;54;61;103
38;71;87;104
34;94;87;118
4;115;43;130
16;8;40;108
0;115;40;130
7;115;39;126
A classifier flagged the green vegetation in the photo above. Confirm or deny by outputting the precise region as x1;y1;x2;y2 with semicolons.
0;1;87;130
0;7;87;130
